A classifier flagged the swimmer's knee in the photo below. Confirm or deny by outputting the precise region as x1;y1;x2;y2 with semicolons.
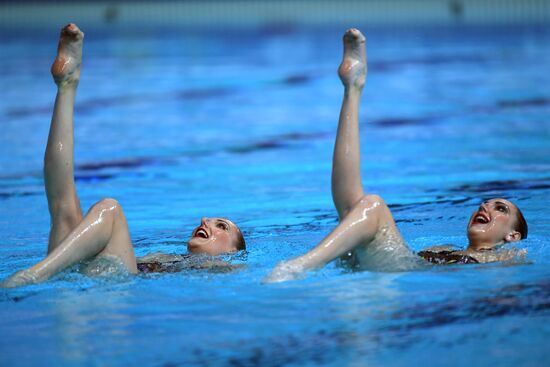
361;194;386;207
350;194;389;215
98;197;120;207
90;198;124;216
363;194;384;203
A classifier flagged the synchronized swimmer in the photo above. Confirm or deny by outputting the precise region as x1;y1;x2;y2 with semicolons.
2;25;528;288
265;28;528;282
2;24;246;288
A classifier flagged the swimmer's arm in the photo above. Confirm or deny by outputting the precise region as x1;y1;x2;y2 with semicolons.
265;197;383;283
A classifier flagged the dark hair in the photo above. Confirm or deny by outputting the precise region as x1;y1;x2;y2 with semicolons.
514;205;528;239
235;227;246;251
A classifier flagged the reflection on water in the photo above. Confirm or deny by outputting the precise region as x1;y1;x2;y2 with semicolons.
52;288;135;364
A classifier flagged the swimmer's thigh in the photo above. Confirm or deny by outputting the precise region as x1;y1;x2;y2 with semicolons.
352;194;416;270
94;199;137;273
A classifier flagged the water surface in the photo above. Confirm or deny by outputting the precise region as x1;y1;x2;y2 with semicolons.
1;24;549;366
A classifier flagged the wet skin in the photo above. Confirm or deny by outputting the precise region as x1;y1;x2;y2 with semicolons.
188;217;242;255
51;23;83;87
466;198;522;251
264;29;527;283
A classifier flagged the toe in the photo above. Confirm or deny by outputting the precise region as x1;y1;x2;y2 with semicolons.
344;28;365;43
61;23;84;39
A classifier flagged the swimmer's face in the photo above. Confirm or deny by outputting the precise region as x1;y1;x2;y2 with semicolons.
188;217;243;256
467;198;522;250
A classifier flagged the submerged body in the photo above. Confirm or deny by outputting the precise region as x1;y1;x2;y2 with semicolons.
265;29;528;283
135;253;242;274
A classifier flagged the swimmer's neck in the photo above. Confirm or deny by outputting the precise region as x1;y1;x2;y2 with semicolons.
466;241;499;252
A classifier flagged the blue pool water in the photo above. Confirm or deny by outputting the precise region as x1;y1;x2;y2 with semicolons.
1;24;549;366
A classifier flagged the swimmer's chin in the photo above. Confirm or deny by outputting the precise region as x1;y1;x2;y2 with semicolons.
187;243;239;258
186;240;209;254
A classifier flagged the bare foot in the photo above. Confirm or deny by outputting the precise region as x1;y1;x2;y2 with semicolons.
338;28;367;90
263;258;306;283
1;269;39;288
51;23;84;88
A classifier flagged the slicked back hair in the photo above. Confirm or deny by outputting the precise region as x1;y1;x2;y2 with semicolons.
235;227;246;251
514;205;528;239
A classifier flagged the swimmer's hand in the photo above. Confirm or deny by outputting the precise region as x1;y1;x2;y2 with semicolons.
263;259;306;284
1;269;39;288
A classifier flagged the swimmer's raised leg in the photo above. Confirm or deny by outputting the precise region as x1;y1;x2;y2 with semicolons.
46;23;85;253
332;28;367;219
2;199;137;288
265;29;409;283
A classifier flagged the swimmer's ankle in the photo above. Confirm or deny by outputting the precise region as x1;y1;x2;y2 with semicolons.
343;85;363;97
56;78;80;89
56;82;79;93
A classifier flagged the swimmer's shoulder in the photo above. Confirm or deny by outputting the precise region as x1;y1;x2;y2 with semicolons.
137;252;185;264
417;245;528;264
136;252;189;273
137;252;245;274
461;248;528;264
186;258;245;273
421;244;460;253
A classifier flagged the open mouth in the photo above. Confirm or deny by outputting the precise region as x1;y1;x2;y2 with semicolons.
194;227;209;239
473;213;490;224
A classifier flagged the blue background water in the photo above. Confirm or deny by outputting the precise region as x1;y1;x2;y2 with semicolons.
0;24;549;366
